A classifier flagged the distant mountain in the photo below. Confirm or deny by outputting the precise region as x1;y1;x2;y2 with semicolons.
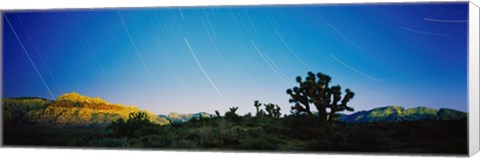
3;92;170;127
338;106;466;123
436;108;468;121
159;112;214;123
3;97;53;127
5;94;466;127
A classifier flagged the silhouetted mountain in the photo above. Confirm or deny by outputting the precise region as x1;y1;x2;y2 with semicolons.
158;112;214;123
338;106;466;123
436;108;467;120
3;92;169;127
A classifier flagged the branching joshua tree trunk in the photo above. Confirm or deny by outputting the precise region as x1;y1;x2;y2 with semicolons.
286;72;355;123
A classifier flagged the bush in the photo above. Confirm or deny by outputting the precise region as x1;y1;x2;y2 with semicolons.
88;137;129;147
225;107;241;122
191;127;225;148
109;112;160;137
170;139;197;149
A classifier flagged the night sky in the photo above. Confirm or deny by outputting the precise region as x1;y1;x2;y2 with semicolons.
2;2;468;115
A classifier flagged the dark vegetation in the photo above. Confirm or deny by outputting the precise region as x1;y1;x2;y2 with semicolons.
2;72;468;154
3;111;468;154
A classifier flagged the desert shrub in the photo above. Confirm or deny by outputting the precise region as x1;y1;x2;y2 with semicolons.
344;129;383;151
192;127;225;148
241;138;276;150
225;107;241;123
169;120;186;128
283;115;324;139
124;134;171;148
170;139;197;148
239;129;282;150
88;137;129;147
109;112;160;137
243;112;252;118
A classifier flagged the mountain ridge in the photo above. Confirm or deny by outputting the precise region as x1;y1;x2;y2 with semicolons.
337;105;466;123
3;92;170;127
158;112;214;123
3;93;467;126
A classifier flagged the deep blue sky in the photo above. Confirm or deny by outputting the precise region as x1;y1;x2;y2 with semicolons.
2;2;468;115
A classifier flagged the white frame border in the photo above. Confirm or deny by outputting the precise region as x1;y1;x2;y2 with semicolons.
0;0;479;158
469;1;480;156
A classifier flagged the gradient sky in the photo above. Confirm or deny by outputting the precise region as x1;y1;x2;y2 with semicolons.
2;2;468;115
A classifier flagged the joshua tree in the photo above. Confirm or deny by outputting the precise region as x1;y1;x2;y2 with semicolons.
254;100;262;114
254;100;265;117
286;71;355;122
225;107;239;120
264;103;281;118
254;100;281;118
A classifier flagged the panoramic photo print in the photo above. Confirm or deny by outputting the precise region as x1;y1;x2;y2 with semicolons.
2;2;468;155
